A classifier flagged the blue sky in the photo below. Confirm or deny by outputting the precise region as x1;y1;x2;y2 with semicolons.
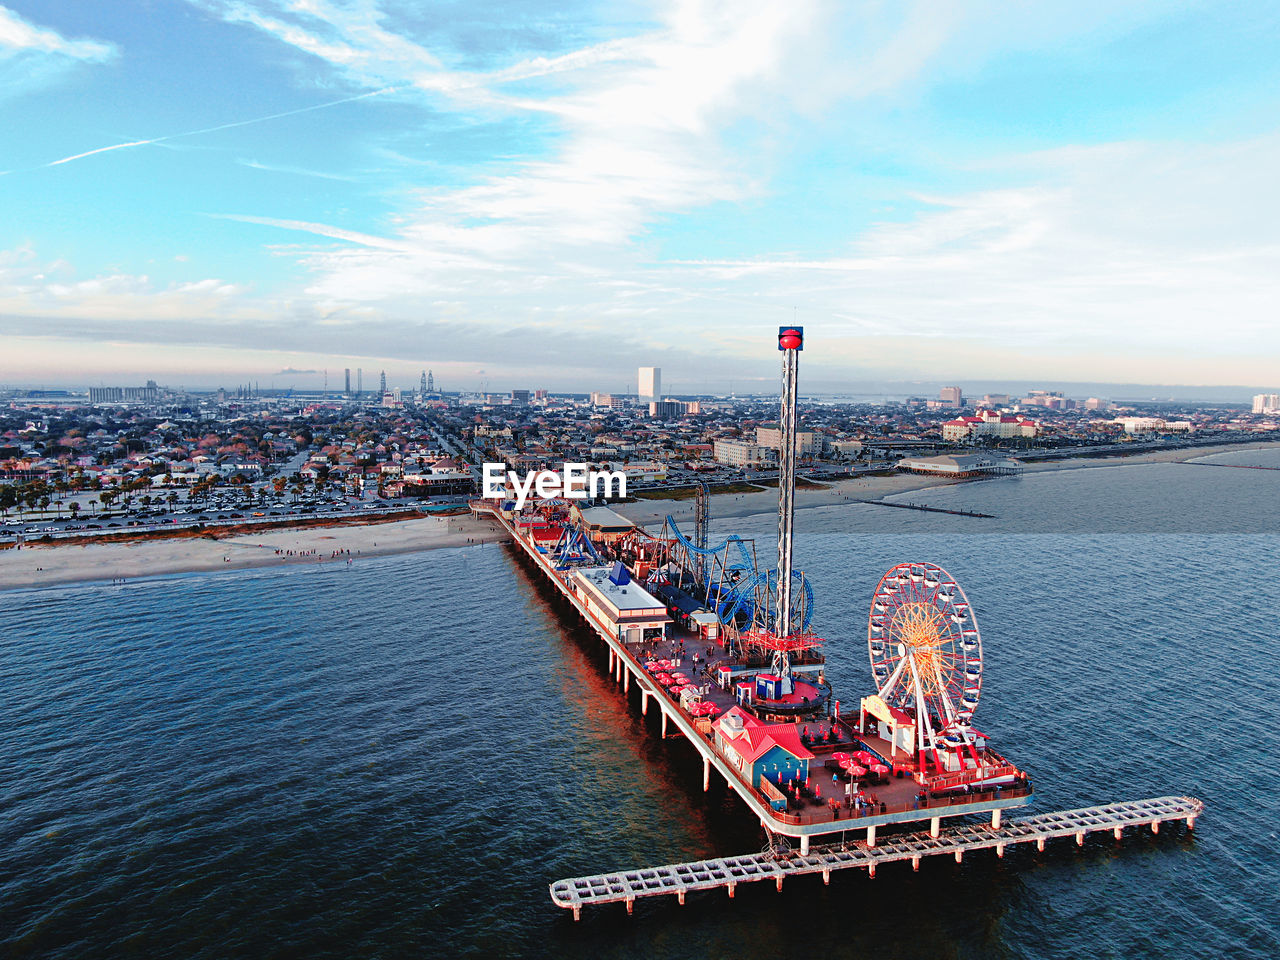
1;0;1278;393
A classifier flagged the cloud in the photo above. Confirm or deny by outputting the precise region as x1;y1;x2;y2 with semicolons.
275;367;316;374
0;5;116;60
0;4;116;100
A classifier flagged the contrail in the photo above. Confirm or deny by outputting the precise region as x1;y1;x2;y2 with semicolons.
42;86;400;168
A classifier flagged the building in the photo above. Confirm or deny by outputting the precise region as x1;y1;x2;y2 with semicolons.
713;439;771;467
713;706;814;795
345;368;352;395
591;393;627;410
648;400;684;419
756;424;820;457
379;370;387;394
897;454;1023;477
942;410;1038;440
828;439;863;457
639;366;661;401
1114;417;1192;434
939;386;964;408
1253;394;1280;414
569;563;670;644
511;389;530;405
88;381;158;404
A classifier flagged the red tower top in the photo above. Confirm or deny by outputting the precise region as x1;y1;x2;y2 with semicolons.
778;327;803;351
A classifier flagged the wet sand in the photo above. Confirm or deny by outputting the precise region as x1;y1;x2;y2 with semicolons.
0;513;504;591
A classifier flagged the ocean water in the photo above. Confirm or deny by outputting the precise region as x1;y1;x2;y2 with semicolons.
2;454;1279;959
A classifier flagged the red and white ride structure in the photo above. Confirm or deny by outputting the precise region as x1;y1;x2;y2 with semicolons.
867;561;987;773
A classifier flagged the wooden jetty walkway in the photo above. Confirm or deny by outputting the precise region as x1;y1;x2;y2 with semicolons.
867;500;996;519
1185;461;1280;472
550;795;1202;919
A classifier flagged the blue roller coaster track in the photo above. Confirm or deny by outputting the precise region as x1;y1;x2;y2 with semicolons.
665;516;815;631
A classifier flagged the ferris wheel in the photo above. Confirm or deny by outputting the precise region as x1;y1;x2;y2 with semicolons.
867;562;983;756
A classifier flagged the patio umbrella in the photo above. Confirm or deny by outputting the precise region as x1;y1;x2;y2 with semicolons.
831;752;851;763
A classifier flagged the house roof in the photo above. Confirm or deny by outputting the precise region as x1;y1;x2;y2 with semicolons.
716;706;815;764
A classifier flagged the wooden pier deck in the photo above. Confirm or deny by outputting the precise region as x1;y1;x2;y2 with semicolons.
550;795;1203;919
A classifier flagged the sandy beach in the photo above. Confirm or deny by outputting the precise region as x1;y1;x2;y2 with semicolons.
4;439;1276;592
0;513;504;591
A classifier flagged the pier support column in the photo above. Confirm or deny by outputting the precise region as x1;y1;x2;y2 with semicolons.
800;834;810;856
866;825;877;848
727;882;736;899
991;808;1002;829
572;905;581;922
930;817;941;838
775;876;784;892
677;890;685;906
1076;831;1085;847
1151;820;1160;835
1114;827;1122;840
822;869;830;885
642;691;649;715
868;863;876;879
911;856;920;872
609;649;615;671
954;849;963;864
703;757;710;792
996;843;1005;859
1036;838;1046;852
661;711;668;737
1186;816;1196;831
624;668;629;693
625;898;634;916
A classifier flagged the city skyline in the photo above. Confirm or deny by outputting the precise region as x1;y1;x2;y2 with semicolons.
2;2;1280;389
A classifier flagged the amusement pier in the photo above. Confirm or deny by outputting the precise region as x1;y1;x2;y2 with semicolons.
470;327;1202;918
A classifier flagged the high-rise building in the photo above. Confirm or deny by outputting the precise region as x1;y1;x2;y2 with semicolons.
420;370;427;396
511;389;530;405
939;386;964;408
1253;393;1280;414
639;366;661;400
357;368;363;395
379;370;387;394
427;370;434;393
345;368;352;395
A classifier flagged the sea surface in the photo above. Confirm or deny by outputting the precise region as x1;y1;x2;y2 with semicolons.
2;449;1279;959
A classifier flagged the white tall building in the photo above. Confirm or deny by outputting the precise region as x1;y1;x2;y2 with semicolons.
639;366;661;400
1253;393;1280;414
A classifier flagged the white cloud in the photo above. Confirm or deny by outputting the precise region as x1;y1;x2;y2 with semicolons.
0;5;116;60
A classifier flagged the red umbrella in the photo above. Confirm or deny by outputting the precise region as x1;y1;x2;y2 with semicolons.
831;752;851;763
870;763;891;776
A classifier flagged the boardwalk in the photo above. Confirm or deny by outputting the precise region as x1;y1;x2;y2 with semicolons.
550;795;1203;919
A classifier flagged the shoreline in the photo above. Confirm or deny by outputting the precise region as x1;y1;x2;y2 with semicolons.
0;513;506;592
613;438;1280;527
4;439;1277;592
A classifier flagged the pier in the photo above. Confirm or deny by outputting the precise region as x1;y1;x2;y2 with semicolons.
471;499;1033;846
866;500;996;518
550;795;1203;919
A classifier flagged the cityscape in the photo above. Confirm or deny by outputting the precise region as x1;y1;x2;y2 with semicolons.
4;365;1279;538
3;2;1279;959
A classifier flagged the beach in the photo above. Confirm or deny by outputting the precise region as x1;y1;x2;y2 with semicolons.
0;513;504;591
4;439;1276;591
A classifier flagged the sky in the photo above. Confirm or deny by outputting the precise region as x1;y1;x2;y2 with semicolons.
1;0;1278;395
